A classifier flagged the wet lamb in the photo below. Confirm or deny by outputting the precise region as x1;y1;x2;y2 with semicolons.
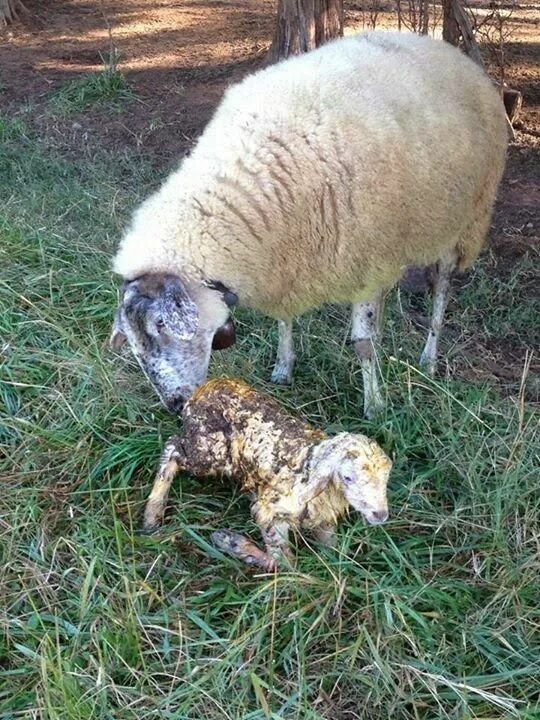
143;379;391;570
111;31;507;418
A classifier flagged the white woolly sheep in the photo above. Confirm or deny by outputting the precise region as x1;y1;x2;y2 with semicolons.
143;379;391;570
111;31;507;417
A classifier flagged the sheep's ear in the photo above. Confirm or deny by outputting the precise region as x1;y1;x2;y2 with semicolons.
212;318;236;350
158;277;199;340
206;280;239;308
110;309;126;350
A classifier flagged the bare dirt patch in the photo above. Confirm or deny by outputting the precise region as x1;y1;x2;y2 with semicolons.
1;0;277;161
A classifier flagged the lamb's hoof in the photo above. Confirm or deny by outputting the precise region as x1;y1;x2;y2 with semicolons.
211;530;276;571
270;366;293;385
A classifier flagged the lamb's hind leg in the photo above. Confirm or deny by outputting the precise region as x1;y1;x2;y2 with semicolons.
212;520;292;571
351;293;384;419
211;530;277;571
143;435;185;533
271;320;295;385
419;255;456;376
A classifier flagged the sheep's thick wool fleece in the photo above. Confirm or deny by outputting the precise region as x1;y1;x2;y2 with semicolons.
114;32;507;319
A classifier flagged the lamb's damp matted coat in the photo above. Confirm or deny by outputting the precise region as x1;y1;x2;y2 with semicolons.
143;379;392;570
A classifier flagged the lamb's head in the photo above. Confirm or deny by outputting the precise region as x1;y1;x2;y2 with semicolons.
110;273;237;413
334;435;391;525
307;434;391;525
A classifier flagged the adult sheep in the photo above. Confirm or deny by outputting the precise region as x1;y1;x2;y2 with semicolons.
111;31;507;417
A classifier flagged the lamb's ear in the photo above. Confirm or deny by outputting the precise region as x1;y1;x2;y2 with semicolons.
298;473;332;505
110;309;126;350
212;318;236;350
159;277;199;340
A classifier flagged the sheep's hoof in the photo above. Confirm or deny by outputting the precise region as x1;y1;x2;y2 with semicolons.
363;393;384;420
419;352;437;377
364;404;383;421
270;366;293;386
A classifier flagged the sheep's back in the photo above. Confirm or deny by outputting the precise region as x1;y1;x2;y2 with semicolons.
114;32;507;316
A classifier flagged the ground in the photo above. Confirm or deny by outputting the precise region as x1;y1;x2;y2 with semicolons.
1;0;538;385
0;1;539;718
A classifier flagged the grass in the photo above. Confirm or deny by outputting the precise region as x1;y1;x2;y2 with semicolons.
47;54;135;116
0;114;539;720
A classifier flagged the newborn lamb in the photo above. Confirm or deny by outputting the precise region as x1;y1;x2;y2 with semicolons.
144;379;391;570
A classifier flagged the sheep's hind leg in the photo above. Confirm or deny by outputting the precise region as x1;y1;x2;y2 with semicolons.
271;320;295;385
211;529;277;571
143;435;185;533
419;256;456;376
351;294;384;419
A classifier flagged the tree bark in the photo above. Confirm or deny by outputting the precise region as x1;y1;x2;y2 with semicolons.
442;0;460;46
269;0;343;63
0;0;27;25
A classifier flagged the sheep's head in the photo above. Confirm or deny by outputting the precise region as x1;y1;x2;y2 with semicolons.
110;273;237;413
335;436;391;525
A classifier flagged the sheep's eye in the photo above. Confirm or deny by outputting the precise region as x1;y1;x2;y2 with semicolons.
343;475;354;485
155;318;166;332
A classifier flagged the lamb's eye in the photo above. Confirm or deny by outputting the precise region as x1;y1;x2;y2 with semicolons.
155;318;166;332
343;475;354;484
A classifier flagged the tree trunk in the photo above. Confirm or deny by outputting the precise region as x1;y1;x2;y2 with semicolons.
269;0;343;63
442;0;460;45
443;0;483;68
0;0;26;25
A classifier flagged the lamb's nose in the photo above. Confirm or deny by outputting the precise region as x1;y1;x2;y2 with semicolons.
371;509;389;524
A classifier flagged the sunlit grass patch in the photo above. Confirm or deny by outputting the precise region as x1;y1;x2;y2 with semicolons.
48;53;135;117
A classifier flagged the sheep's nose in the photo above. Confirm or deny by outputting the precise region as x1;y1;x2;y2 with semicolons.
167;396;186;415
371;509;389;524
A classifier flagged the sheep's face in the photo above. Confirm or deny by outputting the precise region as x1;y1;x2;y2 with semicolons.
337;440;391;525
110;274;235;413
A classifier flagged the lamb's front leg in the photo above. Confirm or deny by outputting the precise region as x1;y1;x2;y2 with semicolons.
143;435;186;533
312;525;337;548
261;520;293;568
271;319;295;385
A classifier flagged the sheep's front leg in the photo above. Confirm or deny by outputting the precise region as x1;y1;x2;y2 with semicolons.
419;256;455;376
143;435;185;533
211;529;277;571
271;320;295;385
351;294;384;418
